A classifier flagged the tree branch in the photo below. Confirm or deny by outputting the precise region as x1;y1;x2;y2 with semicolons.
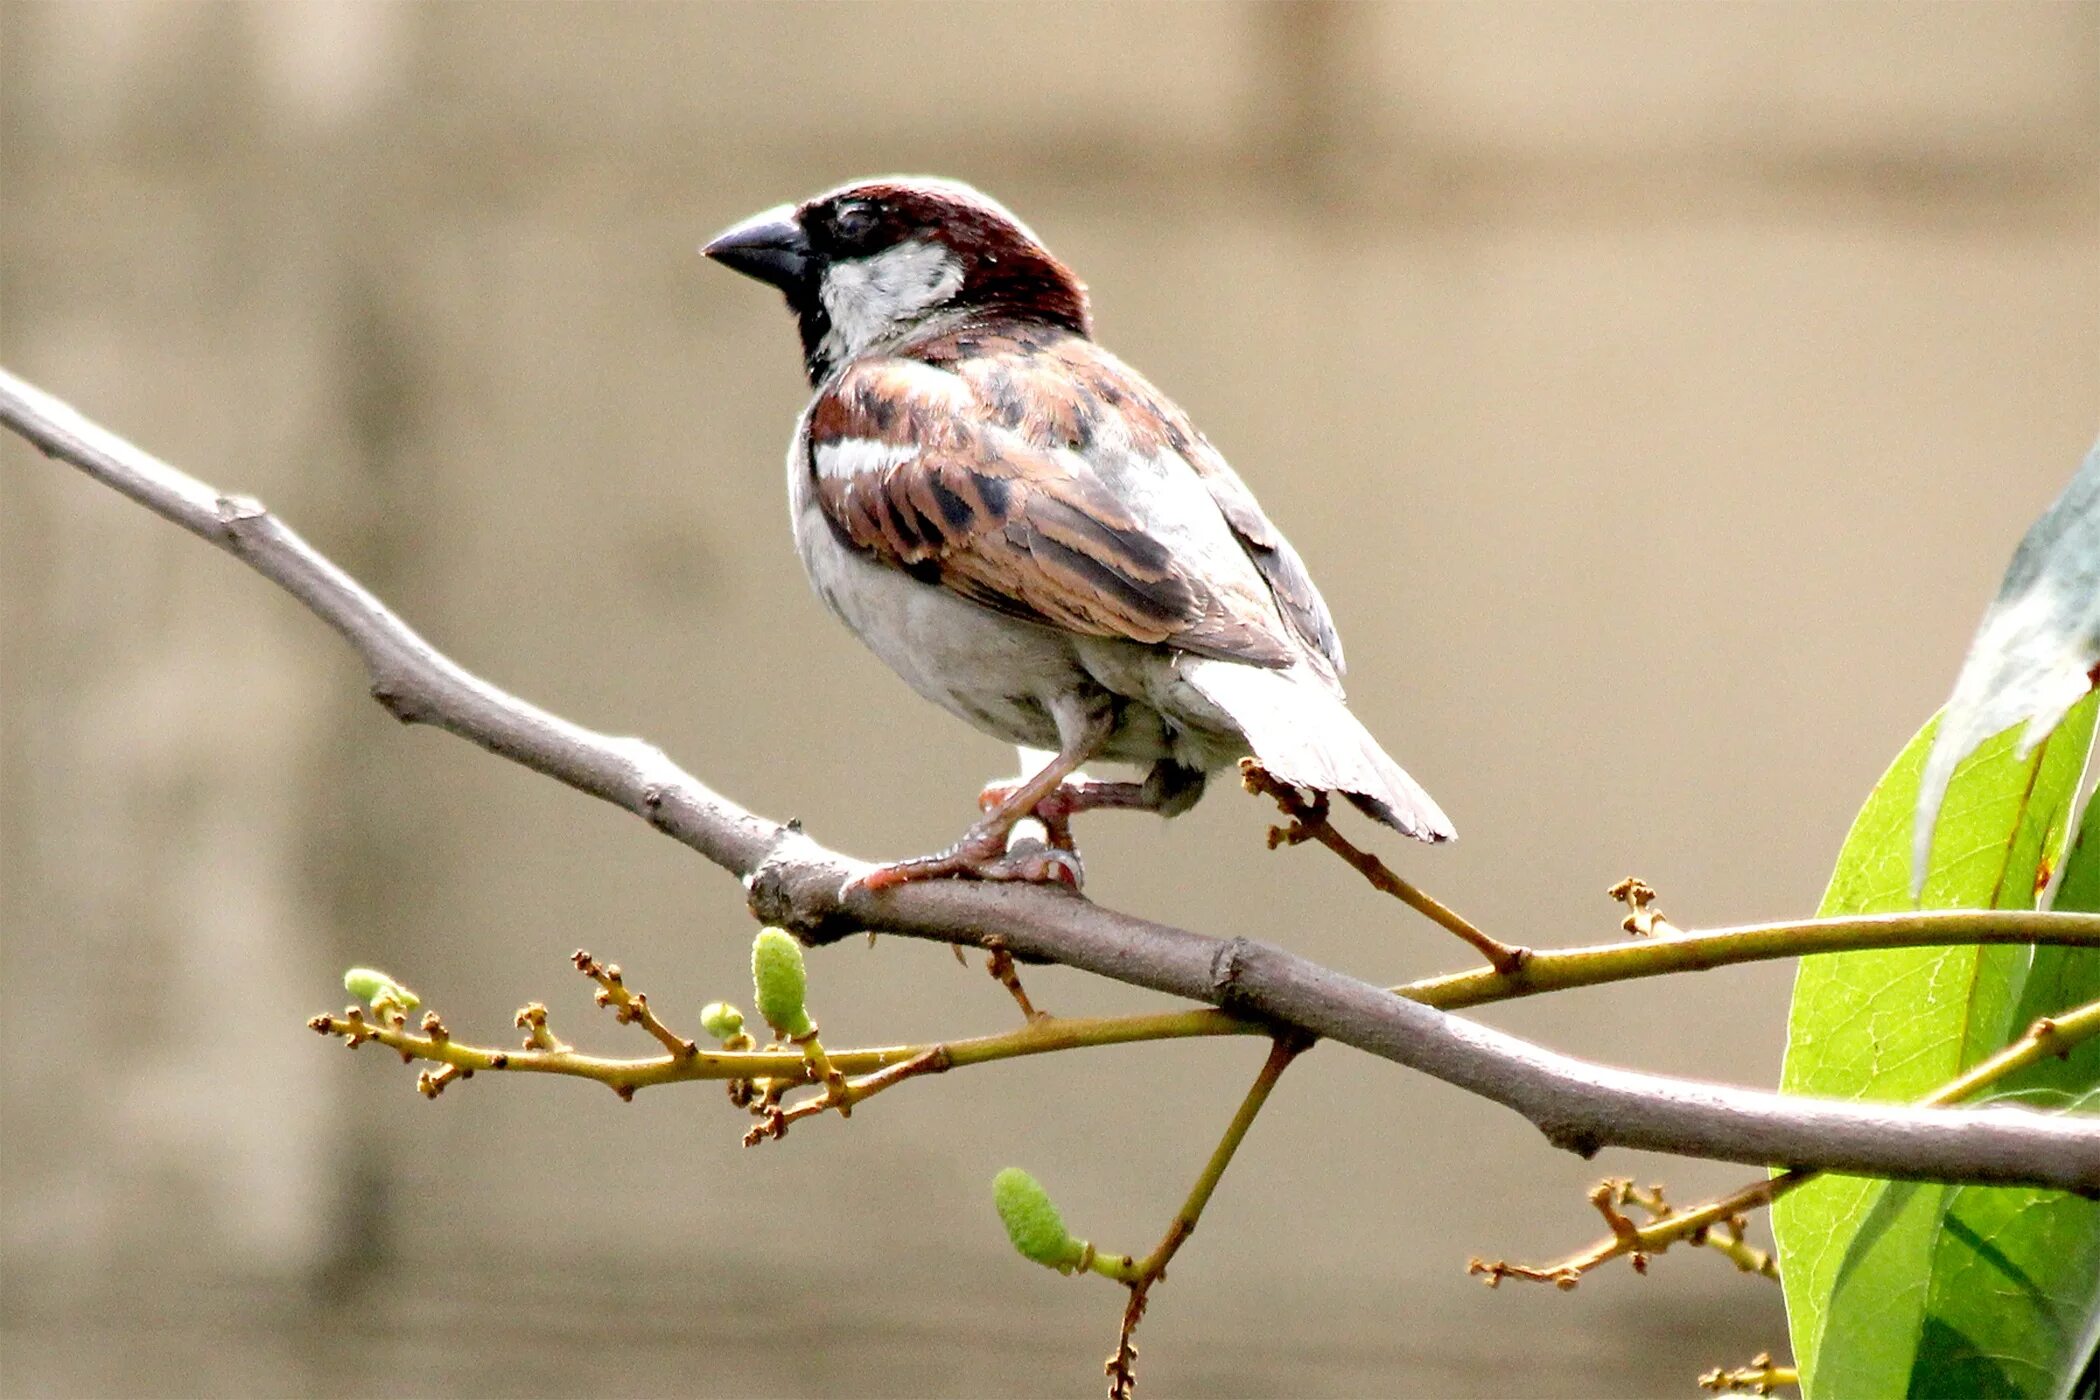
310;916;2100;1101
8;365;2100;1192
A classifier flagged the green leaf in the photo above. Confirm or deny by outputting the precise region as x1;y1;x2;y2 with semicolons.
2060;1282;2100;1400
1775;694;2100;1398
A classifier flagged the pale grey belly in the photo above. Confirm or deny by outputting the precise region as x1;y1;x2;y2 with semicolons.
794;509;1248;771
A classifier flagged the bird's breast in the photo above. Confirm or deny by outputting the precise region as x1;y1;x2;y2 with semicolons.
786;445;1072;749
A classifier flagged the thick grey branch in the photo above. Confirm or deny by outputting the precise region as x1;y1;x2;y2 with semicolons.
6;364;2098;1194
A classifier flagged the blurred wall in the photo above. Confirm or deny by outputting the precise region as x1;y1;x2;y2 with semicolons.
4;4;2098;1396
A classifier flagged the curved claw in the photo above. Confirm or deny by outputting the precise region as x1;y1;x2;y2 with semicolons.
843;835;1084;897
998;838;1084;890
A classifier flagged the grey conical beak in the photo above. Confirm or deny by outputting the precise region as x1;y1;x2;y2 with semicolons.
702;205;813;290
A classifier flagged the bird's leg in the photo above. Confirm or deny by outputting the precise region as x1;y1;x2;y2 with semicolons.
852;750;1088;892
979;760;1207;850
850;706;1114;894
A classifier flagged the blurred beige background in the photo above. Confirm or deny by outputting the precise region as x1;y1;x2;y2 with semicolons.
4;3;2098;1396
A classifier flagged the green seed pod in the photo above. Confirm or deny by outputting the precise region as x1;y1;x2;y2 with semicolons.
343;967;419;1014
993;1168;1085;1273
750;928;814;1039
699;1001;746;1042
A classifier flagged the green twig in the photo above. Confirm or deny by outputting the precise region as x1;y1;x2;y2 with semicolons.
1700;1353;1797;1394
313;911;2100;1102
1407;909;2100;1011
1472;992;2100;1289
1094;1037;1303;1400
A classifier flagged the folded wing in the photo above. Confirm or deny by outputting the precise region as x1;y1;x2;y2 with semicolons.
806;354;1299;667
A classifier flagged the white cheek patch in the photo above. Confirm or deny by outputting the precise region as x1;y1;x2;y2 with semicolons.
818;240;965;367
813;438;917;483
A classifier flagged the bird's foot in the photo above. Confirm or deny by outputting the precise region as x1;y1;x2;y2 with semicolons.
845;830;1084;897
976;778;1141;851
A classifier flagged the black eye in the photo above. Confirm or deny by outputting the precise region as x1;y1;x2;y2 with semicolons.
831;201;880;244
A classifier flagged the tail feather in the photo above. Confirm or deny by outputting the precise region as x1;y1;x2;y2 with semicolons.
1184;660;1455;843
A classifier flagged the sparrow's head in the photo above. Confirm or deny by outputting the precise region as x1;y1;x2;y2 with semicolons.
703;177;1090;383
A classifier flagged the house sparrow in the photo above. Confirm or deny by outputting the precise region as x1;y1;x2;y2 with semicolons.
704;177;1453;891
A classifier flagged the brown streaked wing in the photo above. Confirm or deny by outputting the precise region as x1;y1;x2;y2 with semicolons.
806;358;1295;666
969;333;1349;676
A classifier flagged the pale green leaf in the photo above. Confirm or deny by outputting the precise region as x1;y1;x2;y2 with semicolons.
1775;692;2098;1396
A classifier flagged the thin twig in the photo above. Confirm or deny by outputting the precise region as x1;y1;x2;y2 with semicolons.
571;950;698;1058
1617;1182;1773;1279
1699;1353;1797;1394
1098;1038;1303;1400
12;367;2100;1190
744;1046;951;1146
1471;993;2100;1288
310;919;2100;1106
1240;761;1529;973
314;989;1234;1099
1468;1177;1774;1288
985;939;1048;1022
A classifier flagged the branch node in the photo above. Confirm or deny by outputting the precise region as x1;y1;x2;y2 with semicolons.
984;938;1050;1022
2029;1014;2066;1057
1207;937;1255;1013
515;1002;567;1053
744;835;860;945
1543;1123;1603;1160
367;677;423;723
416;1063;464;1098
1589;1180;1649;1272
1608;877;1682;939
213;492;268;534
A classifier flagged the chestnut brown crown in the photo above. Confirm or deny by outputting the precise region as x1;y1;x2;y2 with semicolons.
705;177;1091;382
